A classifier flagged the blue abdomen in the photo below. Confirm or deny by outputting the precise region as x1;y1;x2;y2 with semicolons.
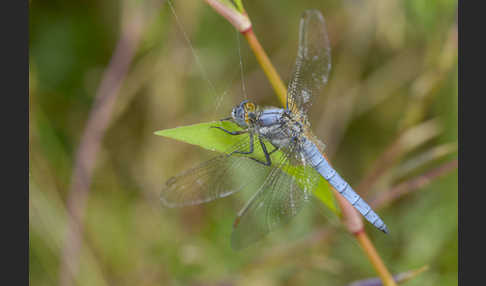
301;138;388;233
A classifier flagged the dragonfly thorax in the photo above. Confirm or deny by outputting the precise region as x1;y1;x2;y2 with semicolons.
254;108;307;151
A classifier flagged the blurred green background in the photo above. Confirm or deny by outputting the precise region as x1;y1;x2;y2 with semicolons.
29;0;458;285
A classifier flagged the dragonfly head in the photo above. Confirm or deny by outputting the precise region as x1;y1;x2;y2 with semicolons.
231;100;257;128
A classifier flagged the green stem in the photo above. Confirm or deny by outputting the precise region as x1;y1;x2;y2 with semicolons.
204;2;396;285
355;230;398;286
242;28;287;107
243;17;397;286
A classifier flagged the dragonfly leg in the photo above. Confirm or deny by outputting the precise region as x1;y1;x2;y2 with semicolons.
229;133;277;167
212;127;262;159
230;132;255;155
214;125;275;166
247;137;272;166
218;117;233;122
211;126;248;136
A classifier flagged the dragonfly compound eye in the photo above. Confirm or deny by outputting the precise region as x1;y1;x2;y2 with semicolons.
232;105;248;127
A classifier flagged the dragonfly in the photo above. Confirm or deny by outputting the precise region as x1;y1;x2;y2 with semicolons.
161;9;388;250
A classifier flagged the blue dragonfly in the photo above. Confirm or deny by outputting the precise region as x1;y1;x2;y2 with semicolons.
161;9;388;249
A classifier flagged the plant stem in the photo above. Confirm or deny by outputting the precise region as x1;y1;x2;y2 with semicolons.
355;230;397;286
242;28;288;107
244;25;398;286
205;2;397;284
331;169;397;286
239;10;396;286
204;0;251;32
58;1;154;284
202;1;286;105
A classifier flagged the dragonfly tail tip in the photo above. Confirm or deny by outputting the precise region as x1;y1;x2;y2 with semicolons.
381;225;389;234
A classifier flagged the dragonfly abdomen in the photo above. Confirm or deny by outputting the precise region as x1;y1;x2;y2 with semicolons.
301;139;389;233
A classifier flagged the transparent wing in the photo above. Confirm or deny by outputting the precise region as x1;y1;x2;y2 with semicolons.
230;144;321;249
160;135;270;207
287;9;331;115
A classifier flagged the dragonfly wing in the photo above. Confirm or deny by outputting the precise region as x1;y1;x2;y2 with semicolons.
287;9;331;115
161;136;270;207
230;147;319;249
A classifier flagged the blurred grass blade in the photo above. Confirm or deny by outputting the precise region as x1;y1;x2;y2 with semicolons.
392;142;457;180
357;118;442;196
371;159;457;209
154;121;337;214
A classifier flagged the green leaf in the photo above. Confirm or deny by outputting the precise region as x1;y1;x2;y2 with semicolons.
154;121;338;214
155;121;243;154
